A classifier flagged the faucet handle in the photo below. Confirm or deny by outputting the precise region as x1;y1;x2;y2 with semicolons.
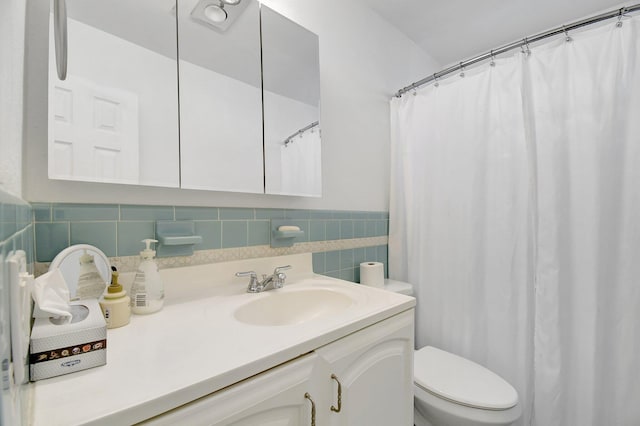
236;271;260;292
273;265;292;274
235;270;257;279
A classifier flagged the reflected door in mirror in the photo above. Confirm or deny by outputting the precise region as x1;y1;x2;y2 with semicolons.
48;0;180;188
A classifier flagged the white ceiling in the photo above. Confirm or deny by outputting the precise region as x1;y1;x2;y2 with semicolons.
365;0;628;67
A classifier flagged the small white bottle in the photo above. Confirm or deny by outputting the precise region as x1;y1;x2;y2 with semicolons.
130;239;164;314
76;250;107;299
99;267;131;328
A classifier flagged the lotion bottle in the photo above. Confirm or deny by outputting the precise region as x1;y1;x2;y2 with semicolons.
76;250;107;299
130;239;164;314
99;266;131;328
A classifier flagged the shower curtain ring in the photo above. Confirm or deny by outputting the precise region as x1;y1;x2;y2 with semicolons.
433;73;439;87
616;8;625;27
490;50;496;67
522;38;531;56
459;63;466;78
563;25;573;42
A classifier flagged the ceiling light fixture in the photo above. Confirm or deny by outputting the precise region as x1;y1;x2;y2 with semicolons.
203;4;228;23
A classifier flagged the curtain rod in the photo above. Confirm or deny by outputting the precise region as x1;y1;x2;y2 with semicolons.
283;121;319;146
395;4;640;97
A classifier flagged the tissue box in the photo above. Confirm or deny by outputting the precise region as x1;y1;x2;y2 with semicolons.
30;299;107;381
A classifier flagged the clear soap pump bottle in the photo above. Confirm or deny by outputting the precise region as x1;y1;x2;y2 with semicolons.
130;239;164;314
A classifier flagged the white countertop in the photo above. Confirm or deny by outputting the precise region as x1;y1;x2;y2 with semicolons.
30;253;415;425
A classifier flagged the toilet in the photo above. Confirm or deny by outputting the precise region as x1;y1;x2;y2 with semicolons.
383;279;522;426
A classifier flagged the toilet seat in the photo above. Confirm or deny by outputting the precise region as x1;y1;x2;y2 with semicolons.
414;346;518;410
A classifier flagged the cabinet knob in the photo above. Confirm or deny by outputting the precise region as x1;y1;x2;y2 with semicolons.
330;374;343;413
304;392;316;426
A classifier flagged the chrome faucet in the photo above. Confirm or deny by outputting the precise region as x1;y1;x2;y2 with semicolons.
236;265;292;293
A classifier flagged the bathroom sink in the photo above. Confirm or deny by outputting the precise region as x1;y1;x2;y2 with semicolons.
234;288;354;326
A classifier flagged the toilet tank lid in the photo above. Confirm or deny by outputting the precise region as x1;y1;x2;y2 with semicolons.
383;279;413;295
414;346;518;410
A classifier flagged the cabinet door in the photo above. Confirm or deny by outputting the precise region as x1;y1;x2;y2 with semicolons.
142;353;326;426
48;0;180;188
315;310;415;426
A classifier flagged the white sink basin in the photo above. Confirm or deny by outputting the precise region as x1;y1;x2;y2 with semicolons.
234;288;354;326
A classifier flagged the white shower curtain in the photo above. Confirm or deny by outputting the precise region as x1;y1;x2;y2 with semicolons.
390;16;640;426
280;128;322;196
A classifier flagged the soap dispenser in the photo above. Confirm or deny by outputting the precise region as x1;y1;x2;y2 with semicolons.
99;266;131;328
130;239;164;314
76;250;107;300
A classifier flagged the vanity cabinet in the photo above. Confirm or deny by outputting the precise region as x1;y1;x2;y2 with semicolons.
142;310;414;426
317;310;414;426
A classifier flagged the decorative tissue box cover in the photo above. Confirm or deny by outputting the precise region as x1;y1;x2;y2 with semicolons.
30;299;107;381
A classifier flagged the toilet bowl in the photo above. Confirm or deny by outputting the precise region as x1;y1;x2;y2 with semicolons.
413;346;521;426
382;280;522;426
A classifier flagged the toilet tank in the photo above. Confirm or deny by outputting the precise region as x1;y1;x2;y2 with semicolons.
384;279;414;296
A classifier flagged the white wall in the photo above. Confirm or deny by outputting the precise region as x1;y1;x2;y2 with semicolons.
0;0;26;198
23;0;438;210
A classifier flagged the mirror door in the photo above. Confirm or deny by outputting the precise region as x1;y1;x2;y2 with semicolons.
48;0;180;188
261;6;321;197
177;0;264;193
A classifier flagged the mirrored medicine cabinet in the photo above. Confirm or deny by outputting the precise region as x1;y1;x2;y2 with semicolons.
48;0;321;197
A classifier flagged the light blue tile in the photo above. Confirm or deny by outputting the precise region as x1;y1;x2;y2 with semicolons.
35;222;69;262
53;203;119;221
377;245;388;264
333;211;352;220
325;271;341;279
285;209;310;219
354;266;361;283
340;220;354;239
354;247;366;265
351;211;368;220
1;221;17;242
1;203;17;221
365;246;378;262
195;221;222;250
70;222;117;257
383;212;390;219
194;221;221;250
312;252;325;273
366;212;383;220
353;220;366;238
309;221;325;242
326;221;340;240
289;220;309;242
339;268;355;282
309;210;332;220
365;221;377;237
17;205;31;226
120;205;174;221
340;249;354;269
255;209;286;219
376;220;388;236
248;221;270;246
220;208;254;220
175;207;219;220
117;221;154;256
222;221;248;248
325;250;340;272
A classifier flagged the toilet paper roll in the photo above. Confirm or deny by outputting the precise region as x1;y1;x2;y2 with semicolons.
359;262;384;288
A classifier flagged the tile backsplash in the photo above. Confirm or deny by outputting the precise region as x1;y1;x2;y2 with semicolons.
0;193;34;267
32;204;389;282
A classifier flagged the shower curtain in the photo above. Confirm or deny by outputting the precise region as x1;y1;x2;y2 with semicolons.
280;127;322;196
390;16;640;426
